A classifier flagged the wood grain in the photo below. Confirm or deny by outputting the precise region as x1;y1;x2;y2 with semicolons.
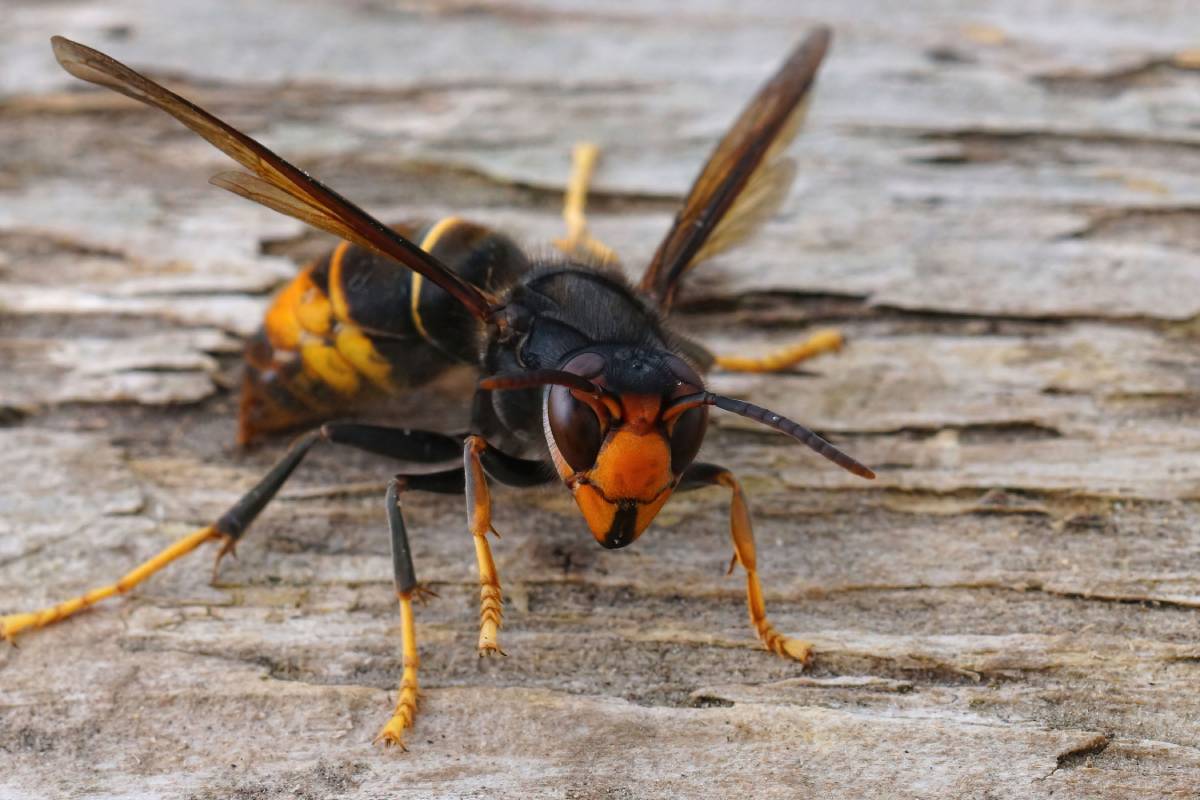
2;1;1199;798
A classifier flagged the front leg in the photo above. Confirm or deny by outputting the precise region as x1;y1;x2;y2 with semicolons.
679;462;813;664
464;435;504;655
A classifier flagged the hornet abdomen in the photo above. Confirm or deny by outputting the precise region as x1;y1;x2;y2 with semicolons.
239;218;530;444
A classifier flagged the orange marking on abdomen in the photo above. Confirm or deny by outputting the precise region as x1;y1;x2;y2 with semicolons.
295;283;333;336
245;219;484;443
335;324;392;390
300;341;361;396
263;269;315;350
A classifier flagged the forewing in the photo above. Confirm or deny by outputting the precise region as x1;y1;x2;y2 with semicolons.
50;36;497;321
638;27;830;308
211;171;379;251
692;156;797;265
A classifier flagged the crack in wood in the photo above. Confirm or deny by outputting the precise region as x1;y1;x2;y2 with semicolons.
1034;55;1197;97
1040;733;1111;780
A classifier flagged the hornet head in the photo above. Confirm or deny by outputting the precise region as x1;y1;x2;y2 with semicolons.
480;346;874;549
540;347;707;548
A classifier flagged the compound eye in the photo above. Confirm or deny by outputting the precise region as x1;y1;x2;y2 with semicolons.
548;385;604;472
669;405;708;475
664;355;704;393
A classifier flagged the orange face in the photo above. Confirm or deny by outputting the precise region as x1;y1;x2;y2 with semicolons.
545;387;708;549
553;394;671;547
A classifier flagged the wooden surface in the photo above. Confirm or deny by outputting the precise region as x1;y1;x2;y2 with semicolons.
3;1;1200;798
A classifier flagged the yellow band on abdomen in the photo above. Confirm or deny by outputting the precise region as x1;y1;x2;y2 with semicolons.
410;216;463;345
327;240;353;324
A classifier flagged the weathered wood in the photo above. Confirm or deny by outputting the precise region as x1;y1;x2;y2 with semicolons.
2;1;1200;798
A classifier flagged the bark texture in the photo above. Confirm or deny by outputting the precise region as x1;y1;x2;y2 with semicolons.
2;1;1199;798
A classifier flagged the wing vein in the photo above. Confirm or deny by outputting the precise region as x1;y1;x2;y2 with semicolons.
50;36;497;322
638;27;831;309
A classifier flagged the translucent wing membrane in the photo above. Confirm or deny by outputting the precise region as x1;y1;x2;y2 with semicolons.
51;36;497;322
639;28;830;308
210;171;370;248
693;156;798;265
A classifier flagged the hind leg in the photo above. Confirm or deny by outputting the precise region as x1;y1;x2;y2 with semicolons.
553;142;619;265
0;422;462;644
713;329;844;373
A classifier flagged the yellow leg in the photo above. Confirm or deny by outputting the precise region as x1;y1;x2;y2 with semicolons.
718;471;812;663
553;141;619;265
464;436;504;656
714;328;843;373
0;526;222;643
374;590;421;749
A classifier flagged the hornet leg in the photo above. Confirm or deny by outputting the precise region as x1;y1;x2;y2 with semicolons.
463;434;554;656
679;462;813;664
372;474;450;749
372;443;549;745
713;328;844;373
464;435;503;655
553;141;618;265
0;422;463;644
361;430;550;665
0;526;223;644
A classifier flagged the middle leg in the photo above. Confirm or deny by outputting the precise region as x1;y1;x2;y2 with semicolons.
373;474;448;749
373;438;549;744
